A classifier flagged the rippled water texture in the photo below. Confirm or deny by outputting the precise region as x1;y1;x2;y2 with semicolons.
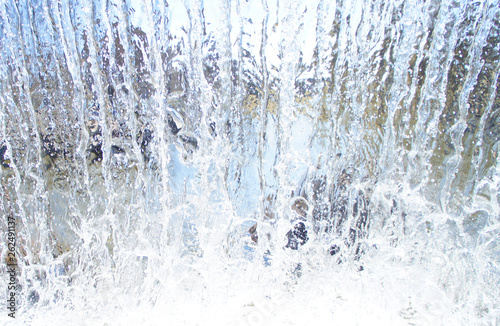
1;0;499;324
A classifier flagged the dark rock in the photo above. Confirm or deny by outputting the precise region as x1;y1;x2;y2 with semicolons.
209;121;217;137
285;222;308;250
88;143;103;163
178;132;198;154
140;128;153;154
329;244;340;256
0;144;10;168
166;108;184;135
248;223;258;244
111;145;125;154
168;113;182;135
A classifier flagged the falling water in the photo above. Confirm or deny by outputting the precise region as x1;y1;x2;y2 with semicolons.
1;0;499;324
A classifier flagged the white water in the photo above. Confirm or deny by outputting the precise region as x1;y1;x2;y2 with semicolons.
1;0;499;325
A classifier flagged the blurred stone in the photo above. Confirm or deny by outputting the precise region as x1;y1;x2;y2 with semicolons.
285;222;308;250
463;210;489;236
248;222;258;244
291;197;309;219
167;108;184;135
0;144;10;168
178;132;198;154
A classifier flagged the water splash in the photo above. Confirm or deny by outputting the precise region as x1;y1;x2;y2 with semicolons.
1;0;499;324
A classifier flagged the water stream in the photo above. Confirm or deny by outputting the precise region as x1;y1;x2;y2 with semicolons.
1;0;499;324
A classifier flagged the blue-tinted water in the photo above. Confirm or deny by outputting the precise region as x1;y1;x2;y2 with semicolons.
0;0;499;324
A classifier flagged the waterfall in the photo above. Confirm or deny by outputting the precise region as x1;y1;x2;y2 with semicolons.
1;0;499;324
